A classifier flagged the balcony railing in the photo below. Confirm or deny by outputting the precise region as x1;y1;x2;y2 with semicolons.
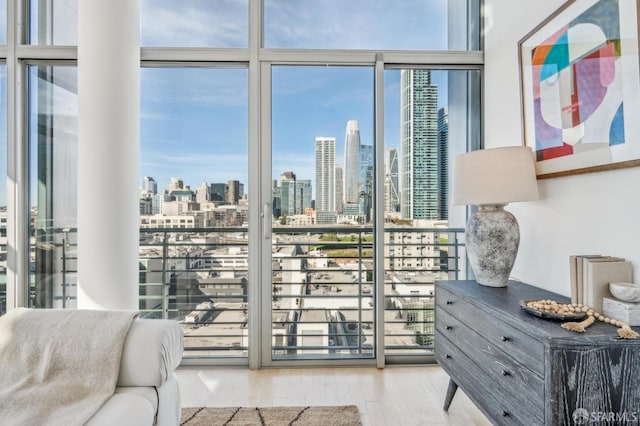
139;227;250;358
16;225;465;361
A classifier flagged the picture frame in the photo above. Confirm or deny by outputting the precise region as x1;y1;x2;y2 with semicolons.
519;0;640;178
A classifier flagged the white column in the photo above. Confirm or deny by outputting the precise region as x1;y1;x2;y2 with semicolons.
77;0;140;310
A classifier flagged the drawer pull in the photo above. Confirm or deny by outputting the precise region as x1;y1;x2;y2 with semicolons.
446;300;453;305
501;370;511;376
501;411;509;417
445;325;453;330
501;336;510;342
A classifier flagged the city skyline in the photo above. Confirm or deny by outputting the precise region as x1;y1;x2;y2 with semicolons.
141;68;450;202
139;68;450;219
140;68;450;226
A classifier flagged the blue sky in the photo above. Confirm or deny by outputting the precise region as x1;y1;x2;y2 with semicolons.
140;67;250;191
137;0;447;50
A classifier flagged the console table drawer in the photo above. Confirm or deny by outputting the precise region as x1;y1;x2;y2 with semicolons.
436;330;543;425
436;286;545;375
436;307;544;417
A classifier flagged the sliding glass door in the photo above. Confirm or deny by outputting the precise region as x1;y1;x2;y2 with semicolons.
267;65;376;363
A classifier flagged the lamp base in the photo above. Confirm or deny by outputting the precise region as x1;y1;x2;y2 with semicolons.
466;205;520;287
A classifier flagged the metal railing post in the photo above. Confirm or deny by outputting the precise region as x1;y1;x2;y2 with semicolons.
454;231;460;280
61;229;67;309
357;229;363;354
162;231;169;319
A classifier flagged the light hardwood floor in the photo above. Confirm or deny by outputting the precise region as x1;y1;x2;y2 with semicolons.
175;366;491;425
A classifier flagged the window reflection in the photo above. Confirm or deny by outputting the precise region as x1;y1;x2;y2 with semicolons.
28;65;78;309
30;0;78;45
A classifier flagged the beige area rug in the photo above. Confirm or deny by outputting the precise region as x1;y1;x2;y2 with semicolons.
181;405;362;426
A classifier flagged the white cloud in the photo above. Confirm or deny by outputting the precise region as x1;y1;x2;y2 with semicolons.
141;0;248;47
264;0;448;50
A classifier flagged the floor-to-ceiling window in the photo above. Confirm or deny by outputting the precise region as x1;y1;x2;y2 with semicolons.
139;66;249;358
27;65;77;310
139;0;252;365
2;0;482;367
383;68;480;361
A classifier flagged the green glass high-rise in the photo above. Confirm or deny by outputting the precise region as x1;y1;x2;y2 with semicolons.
400;69;440;220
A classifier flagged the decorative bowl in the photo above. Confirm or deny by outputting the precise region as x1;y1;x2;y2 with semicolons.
609;282;640;303
519;300;586;321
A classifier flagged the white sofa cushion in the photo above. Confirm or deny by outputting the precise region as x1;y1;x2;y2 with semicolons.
117;319;184;387
86;387;156;426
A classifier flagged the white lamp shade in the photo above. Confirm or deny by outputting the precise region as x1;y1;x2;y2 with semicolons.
452;146;539;206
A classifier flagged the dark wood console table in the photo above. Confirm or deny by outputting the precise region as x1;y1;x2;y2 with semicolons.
434;280;640;425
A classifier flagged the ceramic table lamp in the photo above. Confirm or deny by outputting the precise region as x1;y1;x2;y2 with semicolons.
452;146;539;287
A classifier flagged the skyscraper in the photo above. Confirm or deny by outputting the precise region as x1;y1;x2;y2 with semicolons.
210;183;226;202
279;172;296;216
226;180;240;205
140;176;158;215
272;185;282;217
167;177;184;192
359;144;373;222
400;69;439;220
343;120;360;211
196;181;209;204
295;179;312;214
335;165;343;214
437;107;449;220
385;148;400;213
143;176;157;195
315;137;337;224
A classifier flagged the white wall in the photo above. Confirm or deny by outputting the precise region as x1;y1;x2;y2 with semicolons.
484;0;640;295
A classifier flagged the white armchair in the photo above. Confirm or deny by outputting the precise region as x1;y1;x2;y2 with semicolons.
87;318;184;425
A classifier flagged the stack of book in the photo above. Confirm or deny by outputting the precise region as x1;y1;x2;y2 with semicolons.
569;255;633;313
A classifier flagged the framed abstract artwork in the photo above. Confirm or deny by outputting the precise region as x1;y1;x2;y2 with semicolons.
519;0;640;178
